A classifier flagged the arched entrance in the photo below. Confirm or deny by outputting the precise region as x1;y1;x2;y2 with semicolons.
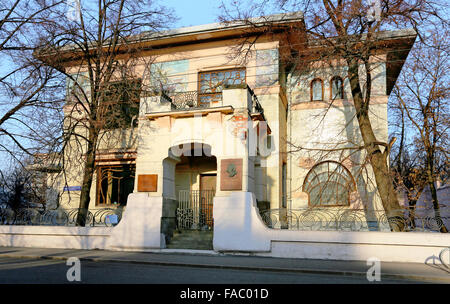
167;143;217;249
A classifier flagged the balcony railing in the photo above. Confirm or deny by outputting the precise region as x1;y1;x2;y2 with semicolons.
159;85;264;115
168;91;207;110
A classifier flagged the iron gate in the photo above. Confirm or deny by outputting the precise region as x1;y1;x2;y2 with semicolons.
177;190;214;230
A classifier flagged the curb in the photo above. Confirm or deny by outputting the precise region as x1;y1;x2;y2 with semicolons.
1;253;449;283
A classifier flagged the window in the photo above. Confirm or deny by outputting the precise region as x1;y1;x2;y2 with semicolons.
100;79;141;129
302;161;355;207
199;68;246;106
311;78;323;101
282;163;287;208
96;164;135;206
66;72;89;103
331;76;344;100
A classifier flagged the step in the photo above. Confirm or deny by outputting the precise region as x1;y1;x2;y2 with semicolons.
166;230;213;250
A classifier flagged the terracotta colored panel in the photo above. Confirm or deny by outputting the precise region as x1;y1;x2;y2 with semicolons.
138;174;158;192
220;159;243;191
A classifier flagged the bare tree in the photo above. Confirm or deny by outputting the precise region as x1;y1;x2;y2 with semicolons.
392;27;449;232
218;0;445;230
0;0;64;169
36;0;175;226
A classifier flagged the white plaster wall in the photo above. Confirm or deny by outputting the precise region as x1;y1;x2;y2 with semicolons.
258;230;449;263
213;192;272;252
0;225;111;250
106;193;165;250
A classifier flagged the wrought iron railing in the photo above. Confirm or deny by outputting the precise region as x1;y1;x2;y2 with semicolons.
168;91;208;110
260;205;449;232
159;85;265;114
177;190;214;230
0;207;123;227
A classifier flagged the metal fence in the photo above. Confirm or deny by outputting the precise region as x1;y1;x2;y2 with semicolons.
177;190;214;230
260;205;449;232
0;207;123;227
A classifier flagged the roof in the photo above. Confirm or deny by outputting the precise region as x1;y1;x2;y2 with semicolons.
136;11;304;42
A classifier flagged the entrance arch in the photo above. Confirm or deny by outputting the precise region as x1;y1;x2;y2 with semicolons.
163;142;217;250
173;143;217;231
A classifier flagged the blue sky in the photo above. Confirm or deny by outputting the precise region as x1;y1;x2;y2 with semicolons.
163;0;222;28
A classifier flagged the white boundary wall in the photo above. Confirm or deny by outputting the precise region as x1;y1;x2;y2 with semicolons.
0;191;449;263
213;192;450;263
0;225;112;250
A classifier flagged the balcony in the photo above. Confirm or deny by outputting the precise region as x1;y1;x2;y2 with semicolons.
141;84;265;120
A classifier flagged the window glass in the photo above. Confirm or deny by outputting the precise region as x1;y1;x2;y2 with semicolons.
97;164;135;206
303;161;354;206
199;68;246;105
66;72;89;102
311;79;323;101
100;79;141;129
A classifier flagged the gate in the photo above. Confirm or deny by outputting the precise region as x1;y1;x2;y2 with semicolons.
177;190;214;230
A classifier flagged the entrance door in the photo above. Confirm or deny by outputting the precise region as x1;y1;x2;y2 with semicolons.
200;174;216;229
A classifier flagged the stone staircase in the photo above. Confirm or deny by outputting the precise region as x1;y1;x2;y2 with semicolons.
166;230;213;250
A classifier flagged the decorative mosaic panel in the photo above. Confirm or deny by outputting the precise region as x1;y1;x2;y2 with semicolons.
148;59;189;93
255;49;279;87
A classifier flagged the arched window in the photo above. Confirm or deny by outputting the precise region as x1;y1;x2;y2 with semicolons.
331;76;344;100
310;78;323;101
302;161;355;207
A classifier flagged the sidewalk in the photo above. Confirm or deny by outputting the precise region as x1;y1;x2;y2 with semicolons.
0;246;449;283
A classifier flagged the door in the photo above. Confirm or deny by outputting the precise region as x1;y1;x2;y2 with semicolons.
200;174;216;228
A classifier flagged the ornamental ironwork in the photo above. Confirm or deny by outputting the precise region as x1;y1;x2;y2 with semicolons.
169;91;204;110
176;190;214;230
261;205;449;232
0;207;123;227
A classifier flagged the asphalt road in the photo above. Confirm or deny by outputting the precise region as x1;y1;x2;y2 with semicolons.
0;256;420;284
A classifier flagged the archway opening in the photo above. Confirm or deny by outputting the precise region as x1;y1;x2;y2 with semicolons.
167;143;217;250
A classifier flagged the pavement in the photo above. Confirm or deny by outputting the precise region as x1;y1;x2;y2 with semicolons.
0;246;449;283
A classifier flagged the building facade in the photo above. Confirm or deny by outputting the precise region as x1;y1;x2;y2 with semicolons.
48;12;417;249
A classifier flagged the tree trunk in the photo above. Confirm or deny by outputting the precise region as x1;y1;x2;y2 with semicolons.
75;129;97;226
347;60;405;231
428;173;448;233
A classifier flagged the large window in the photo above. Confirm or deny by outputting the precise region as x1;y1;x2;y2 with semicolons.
100;79;141;129
96;164;135;206
310;78;323;101
302;161;355;207
198;68;246;106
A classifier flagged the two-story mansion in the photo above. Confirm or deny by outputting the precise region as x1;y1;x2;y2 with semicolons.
42;12;416;250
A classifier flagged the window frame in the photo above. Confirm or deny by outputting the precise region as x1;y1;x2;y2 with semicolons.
95;164;136;207
99;78;142;130
302;160;356;207
310;78;324;102
198;67;246;106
